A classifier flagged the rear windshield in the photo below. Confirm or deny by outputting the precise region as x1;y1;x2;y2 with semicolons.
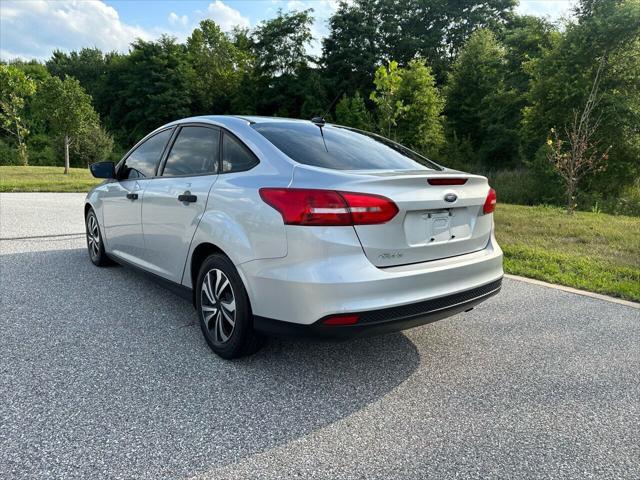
252;122;441;171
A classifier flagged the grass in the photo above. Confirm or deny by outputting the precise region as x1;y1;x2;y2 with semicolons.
0;165;100;192
1;166;638;302
495;204;640;302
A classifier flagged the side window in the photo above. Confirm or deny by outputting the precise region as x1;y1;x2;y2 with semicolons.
221;133;258;173
162;126;220;177
121;128;173;179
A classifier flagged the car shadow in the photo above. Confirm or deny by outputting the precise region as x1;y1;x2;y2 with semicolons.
1;247;420;479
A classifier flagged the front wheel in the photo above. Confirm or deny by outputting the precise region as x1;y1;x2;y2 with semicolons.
196;254;262;359
85;209;110;266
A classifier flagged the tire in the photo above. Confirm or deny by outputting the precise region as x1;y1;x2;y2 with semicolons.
85;209;111;267
196;254;262;359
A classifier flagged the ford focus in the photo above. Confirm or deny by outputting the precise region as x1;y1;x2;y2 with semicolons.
86;116;503;358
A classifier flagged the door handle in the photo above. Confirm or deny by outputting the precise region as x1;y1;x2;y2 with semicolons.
126;193;138;200
178;193;197;203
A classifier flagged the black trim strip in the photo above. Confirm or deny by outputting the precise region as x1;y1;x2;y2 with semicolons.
108;254;194;304
355;279;502;325
254;277;502;340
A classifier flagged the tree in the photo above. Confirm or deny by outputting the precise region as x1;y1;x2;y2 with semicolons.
445;29;510;167
498;15;556;99
299;66;330;119
252;9;314;77
323;0;517;94
0;65;37;165
523;0;640;199
370;61;406;138
395;60;445;156
334;92;372;130
323;1;379;97
8;59;50;83
33;75;99;173
547;58;610;213
250;10;317;118
46;48;108;100
101;37;192;144
71;123;114;166
187;20;252;114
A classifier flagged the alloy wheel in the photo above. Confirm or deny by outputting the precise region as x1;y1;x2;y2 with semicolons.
201;268;236;344
86;213;100;261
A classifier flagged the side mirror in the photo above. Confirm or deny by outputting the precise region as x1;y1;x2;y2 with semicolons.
90;161;116;179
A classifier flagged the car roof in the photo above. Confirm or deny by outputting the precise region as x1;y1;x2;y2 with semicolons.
165;115;316;129
232;115;312;124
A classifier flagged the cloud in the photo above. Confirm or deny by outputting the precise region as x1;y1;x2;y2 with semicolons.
163;1;250;42
0;0;152;60
1;0;572;63
517;0;578;20
168;12;189;27
0;0;249;61
276;0;342;58
206;1;250;30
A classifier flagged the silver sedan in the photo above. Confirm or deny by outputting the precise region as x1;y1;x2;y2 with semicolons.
85;116;503;358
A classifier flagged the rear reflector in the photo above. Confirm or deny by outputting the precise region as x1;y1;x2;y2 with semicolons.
428;178;468;186
322;314;360;325
483;187;497;214
259;188;398;226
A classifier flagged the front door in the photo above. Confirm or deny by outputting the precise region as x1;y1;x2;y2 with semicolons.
101;128;173;266
141;125;220;282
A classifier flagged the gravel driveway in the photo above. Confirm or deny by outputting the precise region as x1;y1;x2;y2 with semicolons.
1;192;638;479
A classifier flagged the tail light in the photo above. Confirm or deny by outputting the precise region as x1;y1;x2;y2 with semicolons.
427;178;468;186
483;187;497;214
259;188;398;226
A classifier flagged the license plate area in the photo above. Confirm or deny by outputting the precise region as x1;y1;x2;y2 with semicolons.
427;211;451;243
404;208;474;246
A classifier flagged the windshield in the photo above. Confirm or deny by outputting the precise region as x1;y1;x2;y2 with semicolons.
252;122;441;171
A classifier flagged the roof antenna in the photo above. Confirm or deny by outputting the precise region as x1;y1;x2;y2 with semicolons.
311;91;343;152
316;119;329;153
311;90;343;126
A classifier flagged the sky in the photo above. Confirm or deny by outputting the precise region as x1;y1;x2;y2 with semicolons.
0;0;578;61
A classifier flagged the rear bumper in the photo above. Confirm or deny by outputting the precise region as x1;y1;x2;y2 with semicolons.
239;227;503;326
254;278;502;339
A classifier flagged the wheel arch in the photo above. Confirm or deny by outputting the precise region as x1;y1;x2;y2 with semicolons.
190;242;226;292
187;242;255;311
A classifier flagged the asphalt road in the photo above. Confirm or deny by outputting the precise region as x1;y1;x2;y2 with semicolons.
1;192;638;480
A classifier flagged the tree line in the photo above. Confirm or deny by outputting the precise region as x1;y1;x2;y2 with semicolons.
1;0;638;214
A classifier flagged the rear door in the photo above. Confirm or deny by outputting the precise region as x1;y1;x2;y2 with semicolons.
141;125;220;282
101;128;173;266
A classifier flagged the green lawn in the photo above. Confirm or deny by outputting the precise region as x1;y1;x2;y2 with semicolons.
1;166;638;302
495;204;640;302
0;165;100;192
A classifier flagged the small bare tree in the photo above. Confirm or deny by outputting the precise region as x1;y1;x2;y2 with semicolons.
547;56;611;214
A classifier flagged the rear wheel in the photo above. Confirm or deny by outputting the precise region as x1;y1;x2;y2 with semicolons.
85;209;110;266
196;254;262;359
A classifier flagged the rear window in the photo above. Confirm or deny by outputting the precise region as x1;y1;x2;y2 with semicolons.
252;122;440;171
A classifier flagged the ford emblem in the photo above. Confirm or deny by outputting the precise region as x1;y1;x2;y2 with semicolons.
444;193;457;203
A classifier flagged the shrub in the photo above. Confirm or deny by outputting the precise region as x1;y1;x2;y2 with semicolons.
438;133;480;172
485;168;540;205
27;133;59;166
579;178;640;216
0;138;20;165
70;124;114;167
615;180;640;216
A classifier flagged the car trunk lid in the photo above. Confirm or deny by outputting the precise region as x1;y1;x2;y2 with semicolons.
292;167;494;267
